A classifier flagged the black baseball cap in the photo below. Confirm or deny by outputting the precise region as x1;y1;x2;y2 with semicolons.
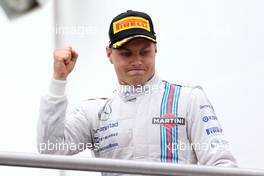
108;10;156;49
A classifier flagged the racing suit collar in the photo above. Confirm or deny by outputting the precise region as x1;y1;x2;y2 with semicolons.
117;72;161;101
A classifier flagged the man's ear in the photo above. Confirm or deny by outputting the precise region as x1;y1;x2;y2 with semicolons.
106;47;113;64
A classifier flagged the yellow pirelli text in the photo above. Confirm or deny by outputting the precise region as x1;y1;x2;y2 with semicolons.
113;16;150;34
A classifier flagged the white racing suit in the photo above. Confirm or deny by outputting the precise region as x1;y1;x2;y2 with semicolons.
37;73;237;175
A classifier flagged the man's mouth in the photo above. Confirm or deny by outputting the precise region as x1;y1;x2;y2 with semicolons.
127;69;146;75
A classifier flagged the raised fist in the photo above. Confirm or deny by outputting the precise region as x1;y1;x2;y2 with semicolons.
53;46;79;80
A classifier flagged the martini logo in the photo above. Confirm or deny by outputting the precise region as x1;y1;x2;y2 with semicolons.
152;113;185;129
113;16;150;34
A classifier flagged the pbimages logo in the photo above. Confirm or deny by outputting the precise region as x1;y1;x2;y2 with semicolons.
38;140;100;152
164;140;229;153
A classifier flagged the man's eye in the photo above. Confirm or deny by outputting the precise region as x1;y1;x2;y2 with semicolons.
141;50;150;55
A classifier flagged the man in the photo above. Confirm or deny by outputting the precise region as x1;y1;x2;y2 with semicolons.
37;10;237;174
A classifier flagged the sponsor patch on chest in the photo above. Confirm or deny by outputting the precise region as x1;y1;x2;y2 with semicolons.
152;113;185;129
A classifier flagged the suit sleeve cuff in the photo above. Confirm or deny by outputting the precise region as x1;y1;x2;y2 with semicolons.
49;79;67;97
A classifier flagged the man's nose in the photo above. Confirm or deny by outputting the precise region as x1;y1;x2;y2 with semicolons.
131;54;143;66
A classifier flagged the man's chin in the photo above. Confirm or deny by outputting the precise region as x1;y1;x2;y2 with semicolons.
120;72;154;85
127;76;147;86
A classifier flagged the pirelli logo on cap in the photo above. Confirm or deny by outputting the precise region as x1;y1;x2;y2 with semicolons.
113;16;150;34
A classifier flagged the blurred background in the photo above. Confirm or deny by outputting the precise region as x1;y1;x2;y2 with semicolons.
0;0;263;175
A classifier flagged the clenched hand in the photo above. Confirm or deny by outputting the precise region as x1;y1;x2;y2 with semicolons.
53;47;79;80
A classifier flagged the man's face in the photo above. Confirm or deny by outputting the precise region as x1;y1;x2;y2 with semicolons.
106;38;157;86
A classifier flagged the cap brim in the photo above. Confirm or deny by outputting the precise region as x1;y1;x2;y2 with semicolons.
112;35;156;49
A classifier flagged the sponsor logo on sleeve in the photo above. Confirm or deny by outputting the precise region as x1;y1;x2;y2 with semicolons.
206;127;223;135
96;143;119;153
210;138;229;149
94;133;118;143
200;104;214;111
202;116;218;122
93;122;118;134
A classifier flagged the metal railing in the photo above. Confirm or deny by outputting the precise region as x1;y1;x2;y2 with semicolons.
0;152;264;176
